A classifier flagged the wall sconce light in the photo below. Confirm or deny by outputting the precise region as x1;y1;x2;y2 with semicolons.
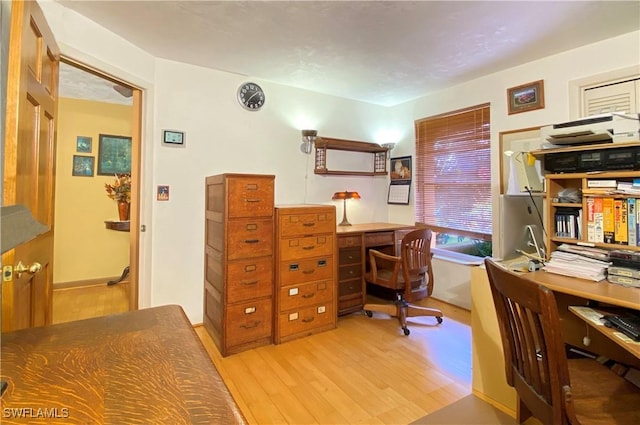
300;129;317;154
332;191;361;226
381;143;396;151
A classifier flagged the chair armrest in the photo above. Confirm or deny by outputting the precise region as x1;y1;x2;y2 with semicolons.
369;249;401;263
368;249;401;283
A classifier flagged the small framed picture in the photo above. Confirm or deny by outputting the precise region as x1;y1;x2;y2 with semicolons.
97;134;132;175
72;155;94;177
76;136;92;153
390;156;412;182
507;80;545;115
157;185;170;201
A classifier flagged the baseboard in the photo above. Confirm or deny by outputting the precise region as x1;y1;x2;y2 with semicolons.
471;390;517;419
54;276;125;290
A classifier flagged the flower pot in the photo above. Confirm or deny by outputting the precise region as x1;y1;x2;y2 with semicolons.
117;201;130;221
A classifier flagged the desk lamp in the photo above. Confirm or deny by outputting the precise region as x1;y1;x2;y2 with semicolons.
332;191;360;226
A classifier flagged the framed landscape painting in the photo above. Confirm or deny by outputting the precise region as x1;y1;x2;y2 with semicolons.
97;134;132;175
507;80;545;115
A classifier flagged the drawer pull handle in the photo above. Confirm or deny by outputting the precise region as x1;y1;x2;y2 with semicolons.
302;293;315;299
246;198;261;203
349;270;354;275
241;280;258;286
302;245;315;250
240;321;260;329
302;269;315;275
244;239;260;244
303;222;315;227
302;317;315;323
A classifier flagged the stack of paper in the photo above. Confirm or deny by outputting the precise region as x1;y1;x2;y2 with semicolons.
543;250;610;281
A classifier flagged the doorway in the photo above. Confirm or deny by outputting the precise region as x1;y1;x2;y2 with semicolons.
53;58;142;320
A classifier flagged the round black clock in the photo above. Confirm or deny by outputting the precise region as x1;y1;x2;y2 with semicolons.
237;82;265;111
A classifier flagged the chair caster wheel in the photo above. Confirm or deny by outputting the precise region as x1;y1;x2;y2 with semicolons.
403;327;410;336
365;310;373;318
436;317;443;324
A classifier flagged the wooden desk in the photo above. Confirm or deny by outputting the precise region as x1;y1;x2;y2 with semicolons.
336;223;415;315
0;305;246;424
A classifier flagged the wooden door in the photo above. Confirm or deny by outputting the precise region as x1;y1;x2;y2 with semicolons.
2;0;59;331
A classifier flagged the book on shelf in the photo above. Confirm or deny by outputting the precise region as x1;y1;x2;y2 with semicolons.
587;179;617;188
629;198;637;246
555;207;581;239
602;197;615;244
614;199;628;245
607;274;640;288
594;197;604;243
586;197;595;243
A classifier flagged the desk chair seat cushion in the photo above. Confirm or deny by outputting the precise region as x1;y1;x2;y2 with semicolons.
568;358;640;425
366;267;425;293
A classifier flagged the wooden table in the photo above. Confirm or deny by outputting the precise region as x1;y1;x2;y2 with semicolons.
0;305;246;424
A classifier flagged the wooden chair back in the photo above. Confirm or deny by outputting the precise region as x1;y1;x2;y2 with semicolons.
484;259;571;425
399;228;433;302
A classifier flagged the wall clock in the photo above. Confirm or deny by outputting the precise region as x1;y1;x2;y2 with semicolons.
237;82;265;111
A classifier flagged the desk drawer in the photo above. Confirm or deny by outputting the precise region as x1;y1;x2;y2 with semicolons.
338;264;362;282
279;235;334;261
365;231;395;247
227;219;273;260
226;257;273;304
339;247;362;265
279;212;335;237
338;234;362;248
225;298;272;347
278;280;334;312
278;303;335;339
279;256;333;286
339;279;362;297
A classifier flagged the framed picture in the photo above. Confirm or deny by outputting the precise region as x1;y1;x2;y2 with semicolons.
76;136;92;153
390;156;412;181
507;80;545;115
97;134;132;175
387;182;411;205
72;155;94;177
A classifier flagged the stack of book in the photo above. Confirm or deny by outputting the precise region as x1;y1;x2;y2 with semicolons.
607;266;640;288
585;194;640;246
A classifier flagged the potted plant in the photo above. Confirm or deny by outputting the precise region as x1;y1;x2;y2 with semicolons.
105;173;131;221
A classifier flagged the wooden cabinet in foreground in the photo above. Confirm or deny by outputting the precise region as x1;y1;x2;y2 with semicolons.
314;137;389;176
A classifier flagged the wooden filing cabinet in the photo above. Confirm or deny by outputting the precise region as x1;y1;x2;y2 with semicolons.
275;205;337;344
203;173;275;356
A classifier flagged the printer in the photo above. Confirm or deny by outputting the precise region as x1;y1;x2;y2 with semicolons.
541;112;640;146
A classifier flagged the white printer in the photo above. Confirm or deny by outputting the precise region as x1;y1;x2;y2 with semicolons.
541;112;640;146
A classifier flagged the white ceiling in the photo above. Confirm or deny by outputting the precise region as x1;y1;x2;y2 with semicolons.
56;0;640;106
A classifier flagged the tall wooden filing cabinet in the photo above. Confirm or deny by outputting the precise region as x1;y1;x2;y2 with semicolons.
204;173;275;356
275;205;337;344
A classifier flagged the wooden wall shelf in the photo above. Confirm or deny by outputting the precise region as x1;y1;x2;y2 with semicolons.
314;137;389;176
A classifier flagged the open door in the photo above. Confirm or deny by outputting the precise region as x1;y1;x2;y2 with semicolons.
2;0;59;331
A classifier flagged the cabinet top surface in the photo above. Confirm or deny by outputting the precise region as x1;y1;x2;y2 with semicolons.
336;222;415;235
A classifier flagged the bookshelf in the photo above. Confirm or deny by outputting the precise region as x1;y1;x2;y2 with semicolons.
544;169;640;258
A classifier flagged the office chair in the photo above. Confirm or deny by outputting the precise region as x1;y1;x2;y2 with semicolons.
363;228;443;335
484;259;640;425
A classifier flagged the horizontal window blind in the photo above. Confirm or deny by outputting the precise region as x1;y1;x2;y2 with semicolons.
414;104;492;240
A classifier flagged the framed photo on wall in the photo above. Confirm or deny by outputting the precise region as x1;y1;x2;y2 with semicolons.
97;134;132;175
507;80;545;115
72;155;94;177
76;136;92;153
390;156;412;182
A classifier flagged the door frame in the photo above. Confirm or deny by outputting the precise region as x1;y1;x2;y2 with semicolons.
60;56;142;311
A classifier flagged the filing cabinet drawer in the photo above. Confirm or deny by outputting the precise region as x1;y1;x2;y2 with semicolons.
227;177;274;218
278;280;334;312
364;231;395;247
226;257;273;304
277;303;335;340
338;264;362;281
279;235;334;261
227;218;273;260
339;247;362;265
225;298;273;347
338;234;362;248
339;279;362;297
279;256;334;286
278;212;335;237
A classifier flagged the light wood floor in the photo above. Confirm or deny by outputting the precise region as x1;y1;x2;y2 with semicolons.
53;286;473;424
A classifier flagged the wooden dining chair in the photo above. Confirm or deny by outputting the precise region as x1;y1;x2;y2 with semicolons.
484;258;640;424
363;228;443;335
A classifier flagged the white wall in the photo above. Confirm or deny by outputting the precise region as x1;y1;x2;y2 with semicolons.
38;0;640;321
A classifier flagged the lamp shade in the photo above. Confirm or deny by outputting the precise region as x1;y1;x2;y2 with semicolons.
332;191;361;201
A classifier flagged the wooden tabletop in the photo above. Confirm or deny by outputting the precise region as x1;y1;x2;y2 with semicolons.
336;222;415;234
1;305;246;424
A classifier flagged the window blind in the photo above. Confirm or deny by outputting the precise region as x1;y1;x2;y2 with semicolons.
414;103;492;241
